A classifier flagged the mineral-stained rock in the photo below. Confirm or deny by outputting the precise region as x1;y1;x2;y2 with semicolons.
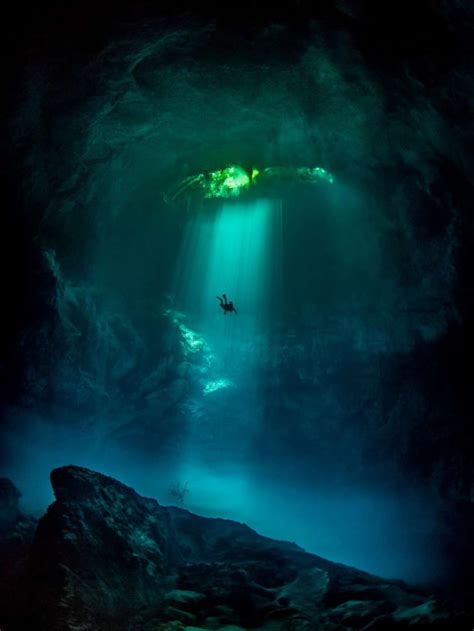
2;466;463;630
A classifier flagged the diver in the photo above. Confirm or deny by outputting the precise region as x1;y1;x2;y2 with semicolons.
216;294;237;315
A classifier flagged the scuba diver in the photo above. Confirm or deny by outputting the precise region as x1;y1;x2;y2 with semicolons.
216;294;237;315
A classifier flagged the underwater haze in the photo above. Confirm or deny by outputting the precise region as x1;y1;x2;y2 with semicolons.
1;1;473;591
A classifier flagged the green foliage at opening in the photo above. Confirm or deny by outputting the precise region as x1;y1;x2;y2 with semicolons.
167;164;334;203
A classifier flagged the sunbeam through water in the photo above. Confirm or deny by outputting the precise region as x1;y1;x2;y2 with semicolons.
173;198;282;486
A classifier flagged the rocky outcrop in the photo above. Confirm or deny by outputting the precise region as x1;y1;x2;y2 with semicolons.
23;467;178;630
5;466;464;630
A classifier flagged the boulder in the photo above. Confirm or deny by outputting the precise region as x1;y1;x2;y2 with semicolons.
23;466;178;630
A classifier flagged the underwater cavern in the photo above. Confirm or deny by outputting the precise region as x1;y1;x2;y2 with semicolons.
0;1;473;628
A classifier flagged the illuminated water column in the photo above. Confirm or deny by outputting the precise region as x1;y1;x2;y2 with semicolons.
176;199;281;369
205;201;275;355
173;199;281;514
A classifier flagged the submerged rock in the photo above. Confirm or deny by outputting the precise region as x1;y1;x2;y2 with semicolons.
23;466;178;630
0;465;461;630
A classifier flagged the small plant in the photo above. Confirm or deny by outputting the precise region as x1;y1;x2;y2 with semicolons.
168;481;189;504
